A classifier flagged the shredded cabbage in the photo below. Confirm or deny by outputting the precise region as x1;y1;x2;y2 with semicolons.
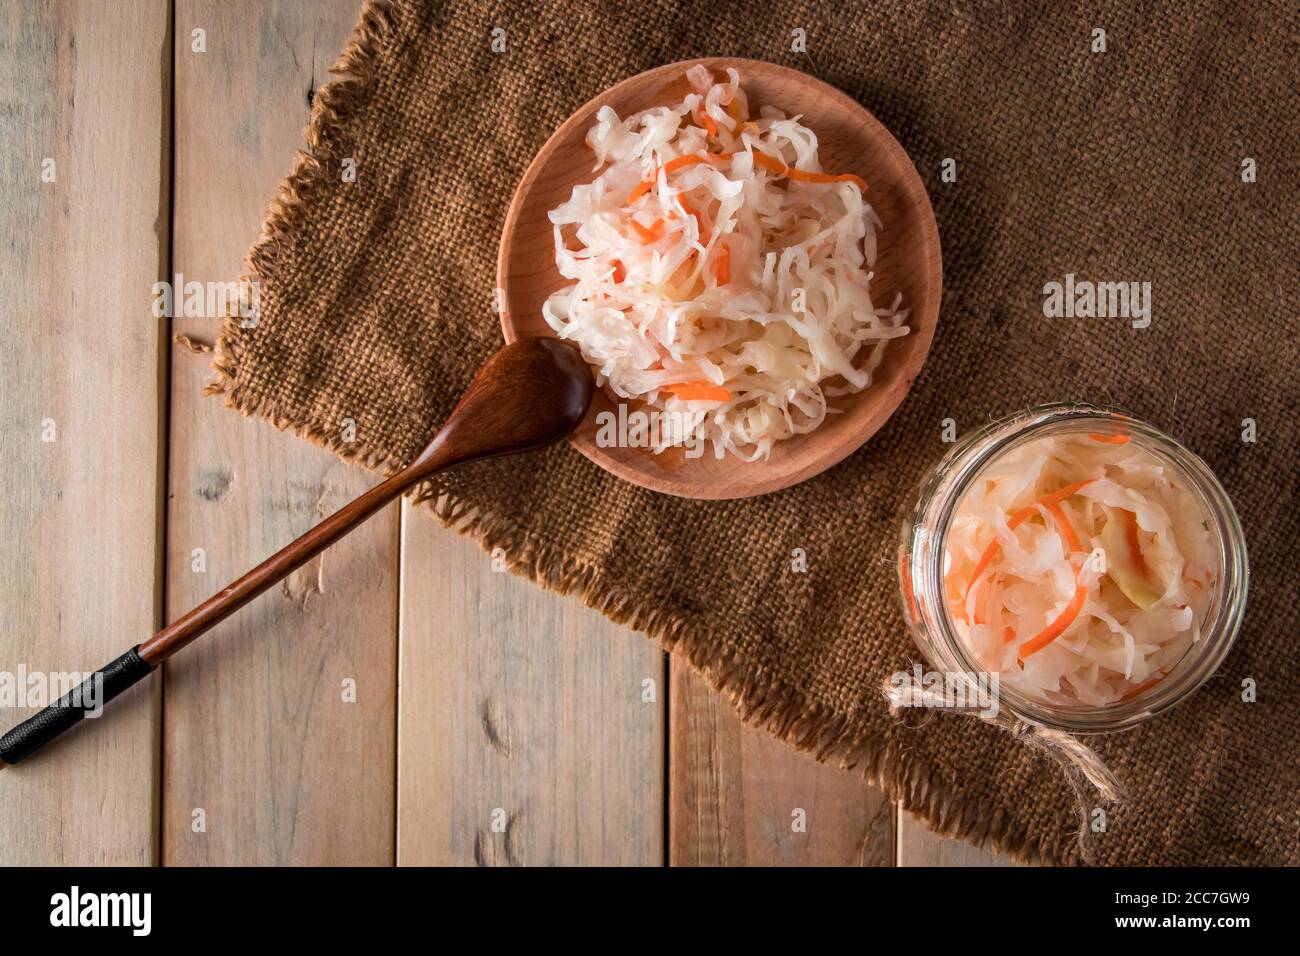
944;433;1217;706
542;66;907;460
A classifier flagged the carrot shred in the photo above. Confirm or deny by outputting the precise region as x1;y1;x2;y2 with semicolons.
1042;500;1083;553
752;151;868;191
1038;478;1097;504
963;505;1033;601
677;196;708;237
791;168;869;190
1122;672;1165;701
665;381;731;403
626;152;731;204
713;241;730;286
946;565;969;623
1122;507;1152;579
963;479;1096;600
1003;625;1016;644
969;575;988;624
695;105;719;137
1089;433;1131;444
1018;572;1089;659
611;259;626;283
631;218;665;243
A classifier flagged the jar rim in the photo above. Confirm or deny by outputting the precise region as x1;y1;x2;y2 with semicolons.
903;403;1249;733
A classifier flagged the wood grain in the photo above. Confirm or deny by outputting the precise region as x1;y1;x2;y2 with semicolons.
164;0;397;865
2;8;1028;869
397;514;665;866
669;661;894;866
142;338;591;668
0;0;169;865
897;810;1027;866
499;57;942;499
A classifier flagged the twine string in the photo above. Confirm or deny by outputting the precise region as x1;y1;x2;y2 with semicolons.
173;332;214;354
882;678;1126;864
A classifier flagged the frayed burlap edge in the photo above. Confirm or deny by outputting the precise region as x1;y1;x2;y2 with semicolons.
206;0;1075;867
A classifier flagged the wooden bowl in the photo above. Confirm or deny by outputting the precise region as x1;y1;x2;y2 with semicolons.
498;57;941;499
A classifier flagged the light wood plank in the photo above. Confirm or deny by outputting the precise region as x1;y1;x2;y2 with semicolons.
397;504;665;866
0;0;169;866
164;0;397;865
897;809;1028;866
669;660;894;866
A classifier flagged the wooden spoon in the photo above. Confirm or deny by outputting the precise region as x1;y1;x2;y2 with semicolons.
0;337;593;768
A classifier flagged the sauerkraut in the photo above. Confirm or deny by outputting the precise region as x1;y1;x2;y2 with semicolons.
944;432;1217;706
542;66;907;460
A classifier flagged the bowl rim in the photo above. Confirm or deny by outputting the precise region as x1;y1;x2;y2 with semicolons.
497;56;943;499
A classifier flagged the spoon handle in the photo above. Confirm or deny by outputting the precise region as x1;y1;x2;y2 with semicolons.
0;648;155;766
0;337;594;769
140;466;418;663
0;463;421;769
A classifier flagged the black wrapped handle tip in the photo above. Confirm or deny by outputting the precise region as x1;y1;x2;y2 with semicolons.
0;646;155;765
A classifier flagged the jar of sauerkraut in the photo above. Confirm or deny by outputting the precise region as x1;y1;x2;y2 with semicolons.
898;404;1248;733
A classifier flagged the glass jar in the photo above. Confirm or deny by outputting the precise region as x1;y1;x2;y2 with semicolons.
897;404;1249;733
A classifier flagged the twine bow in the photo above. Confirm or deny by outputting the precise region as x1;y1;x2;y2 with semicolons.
882;677;1126;864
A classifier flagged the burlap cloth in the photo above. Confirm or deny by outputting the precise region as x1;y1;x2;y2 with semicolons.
211;0;1299;865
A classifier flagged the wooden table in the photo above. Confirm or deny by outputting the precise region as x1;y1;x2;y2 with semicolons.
0;0;1017;866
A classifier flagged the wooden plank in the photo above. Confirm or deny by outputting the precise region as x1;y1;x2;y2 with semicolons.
669;660;894;866
397;505;665;866
163;0;397;865
897;810;1027;866
0;0;169;866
